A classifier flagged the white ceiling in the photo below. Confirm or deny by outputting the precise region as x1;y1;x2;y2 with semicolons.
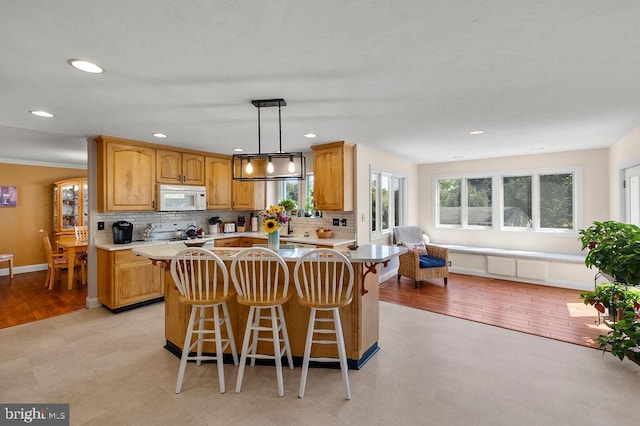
1;1;639;169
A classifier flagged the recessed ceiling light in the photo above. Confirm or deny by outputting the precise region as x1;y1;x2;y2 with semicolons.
453;155;464;159
304;133;317;138
530;147;544;151
30;110;54;118
469;130;484;135
68;59;103;74
152;133;168;138
233;148;244;152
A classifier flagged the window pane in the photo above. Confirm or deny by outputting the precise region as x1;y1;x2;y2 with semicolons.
503;176;532;228
540;173;573;229
284;180;299;204
305;174;314;212
467;177;492;226
371;173;377;232
439;178;461;225
381;175;389;230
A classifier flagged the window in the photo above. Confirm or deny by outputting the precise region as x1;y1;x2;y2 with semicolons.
437;169;578;232
437;177;492;228
371;170;406;235
279;174;314;214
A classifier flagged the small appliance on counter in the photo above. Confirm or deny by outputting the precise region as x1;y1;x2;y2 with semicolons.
223;222;236;233
113;221;133;244
208;217;221;234
237;215;246;232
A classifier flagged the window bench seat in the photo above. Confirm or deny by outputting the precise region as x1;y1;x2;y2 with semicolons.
437;244;593;291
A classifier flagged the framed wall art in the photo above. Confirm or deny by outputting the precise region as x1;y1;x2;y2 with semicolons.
0;186;17;207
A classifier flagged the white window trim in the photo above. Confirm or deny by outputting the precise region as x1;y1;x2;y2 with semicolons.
434;166;582;234
370;166;407;238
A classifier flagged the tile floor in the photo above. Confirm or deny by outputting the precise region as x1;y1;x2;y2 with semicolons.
0;301;638;425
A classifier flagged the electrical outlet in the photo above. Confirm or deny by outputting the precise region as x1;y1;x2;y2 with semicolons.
341;218;347;226
333;218;340;226
97;221;105;230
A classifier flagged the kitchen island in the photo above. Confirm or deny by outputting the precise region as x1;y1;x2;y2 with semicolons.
133;244;405;369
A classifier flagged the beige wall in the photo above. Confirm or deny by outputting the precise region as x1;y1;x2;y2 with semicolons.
0;163;86;268
417;148;610;254
609;125;640;220
355;144;419;245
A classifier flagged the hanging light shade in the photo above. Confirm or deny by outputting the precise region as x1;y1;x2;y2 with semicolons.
232;98;306;181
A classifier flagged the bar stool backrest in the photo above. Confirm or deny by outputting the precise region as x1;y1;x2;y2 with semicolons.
170;248;229;303
293;249;354;308
230;247;289;305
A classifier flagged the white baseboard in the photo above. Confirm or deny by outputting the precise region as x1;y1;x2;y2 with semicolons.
378;268;398;283
0;263;47;277
85;297;102;309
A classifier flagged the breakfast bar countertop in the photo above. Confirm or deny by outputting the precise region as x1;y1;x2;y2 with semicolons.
132;243;406;264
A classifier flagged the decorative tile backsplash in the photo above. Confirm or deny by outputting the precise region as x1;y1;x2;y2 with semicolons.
93;210;355;244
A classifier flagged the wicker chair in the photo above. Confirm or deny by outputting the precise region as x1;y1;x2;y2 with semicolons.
393;226;449;289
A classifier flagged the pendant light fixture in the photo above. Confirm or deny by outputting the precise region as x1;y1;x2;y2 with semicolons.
232;98;306;181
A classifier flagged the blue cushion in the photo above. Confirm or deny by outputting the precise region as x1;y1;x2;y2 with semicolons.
419;255;446;269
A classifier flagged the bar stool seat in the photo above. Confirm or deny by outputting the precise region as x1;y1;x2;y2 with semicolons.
170;248;238;394
293;248;355;399
0;254;13;279
230;247;293;397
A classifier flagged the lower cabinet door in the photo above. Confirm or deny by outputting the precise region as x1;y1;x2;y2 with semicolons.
115;258;162;307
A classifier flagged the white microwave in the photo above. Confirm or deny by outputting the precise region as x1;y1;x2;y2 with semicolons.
158;184;207;211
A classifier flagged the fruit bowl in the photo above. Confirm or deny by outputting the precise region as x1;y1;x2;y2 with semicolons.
184;240;206;248
315;228;333;239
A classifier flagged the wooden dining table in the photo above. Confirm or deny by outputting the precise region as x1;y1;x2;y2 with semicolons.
56;238;88;290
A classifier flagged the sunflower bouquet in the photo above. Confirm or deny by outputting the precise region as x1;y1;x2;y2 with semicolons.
259;205;289;234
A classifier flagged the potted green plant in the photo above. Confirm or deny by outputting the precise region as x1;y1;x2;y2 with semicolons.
580;283;640;321
578;220;640;285
277;197;297;213
597;310;640;363
579;220;640;362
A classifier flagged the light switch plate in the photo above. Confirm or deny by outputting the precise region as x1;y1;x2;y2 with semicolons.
97;221;105;230
332;218;340;226
341;218;347;226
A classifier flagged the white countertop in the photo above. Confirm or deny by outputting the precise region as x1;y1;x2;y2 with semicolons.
132;243;406;264
95;231;355;251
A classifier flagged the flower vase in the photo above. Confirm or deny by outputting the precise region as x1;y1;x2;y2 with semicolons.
267;229;280;251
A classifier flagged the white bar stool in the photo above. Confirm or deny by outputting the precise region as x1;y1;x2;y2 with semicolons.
293;248;354;399
170;248;238;394
0;254;13;278
230;247;293;397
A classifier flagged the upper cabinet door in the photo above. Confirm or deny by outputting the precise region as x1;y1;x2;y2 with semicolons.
97;137;156;212
156;150;205;185
156;150;182;183
205;155;232;209
232;157;265;210
181;153;205;185
312;141;355;211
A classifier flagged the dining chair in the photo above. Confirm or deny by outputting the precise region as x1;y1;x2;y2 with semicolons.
170;248;238;394
74;225;88;241
0;254;13;279
230;247;293;397
293;248;354;399
74;226;88;285
39;229;68;290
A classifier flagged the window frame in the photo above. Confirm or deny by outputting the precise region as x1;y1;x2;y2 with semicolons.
370;167;407;237
435;166;581;234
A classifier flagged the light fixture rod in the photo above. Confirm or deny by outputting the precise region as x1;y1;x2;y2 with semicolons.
257;104;262;154
278;101;282;153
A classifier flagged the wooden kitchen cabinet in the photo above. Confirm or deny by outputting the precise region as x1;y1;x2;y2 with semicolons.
53;177;88;237
97;248;163;312
156;149;205;185
312;141;355;211
96;136;156;212
205;155;232;209
214;237;253;248
232;157;266;210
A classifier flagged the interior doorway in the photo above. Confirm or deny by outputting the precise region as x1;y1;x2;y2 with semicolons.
624;164;640;226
